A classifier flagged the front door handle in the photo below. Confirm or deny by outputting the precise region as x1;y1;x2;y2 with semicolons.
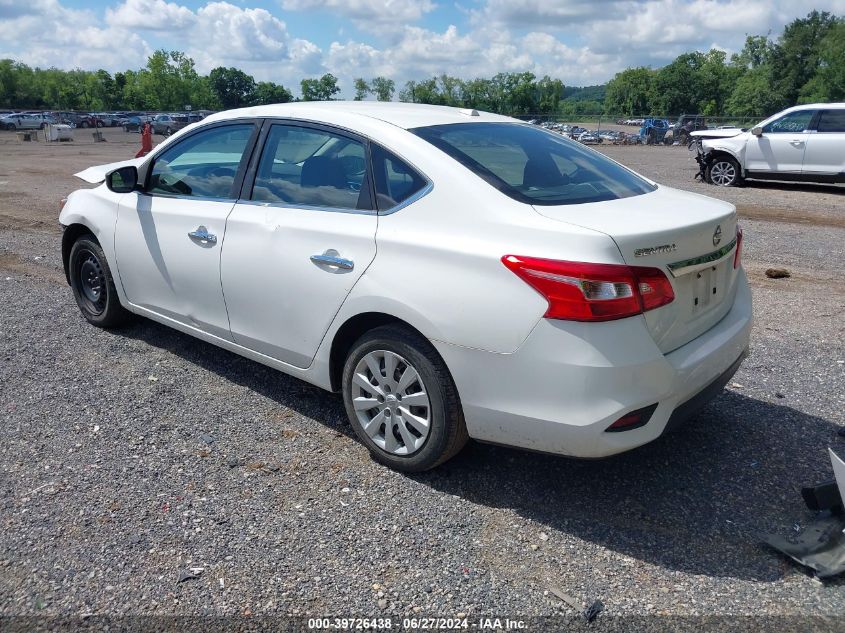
310;250;354;270
790;139;805;146
188;227;217;244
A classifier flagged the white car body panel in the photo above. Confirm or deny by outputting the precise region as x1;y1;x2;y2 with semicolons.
803;132;845;174
744;132;808;172
222;203;378;368
60;101;753;460
114;193;234;340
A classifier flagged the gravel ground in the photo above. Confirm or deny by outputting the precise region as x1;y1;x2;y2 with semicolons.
1;128;844;628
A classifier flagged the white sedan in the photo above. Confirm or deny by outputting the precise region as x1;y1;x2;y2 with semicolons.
60;102;751;471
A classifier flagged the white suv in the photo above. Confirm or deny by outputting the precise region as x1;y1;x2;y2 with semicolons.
696;103;845;187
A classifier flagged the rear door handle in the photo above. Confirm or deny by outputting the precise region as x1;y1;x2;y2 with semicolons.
188;227;217;244
790;139;805;146
310;250;354;270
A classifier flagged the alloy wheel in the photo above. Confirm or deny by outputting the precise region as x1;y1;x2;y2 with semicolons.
350;350;431;456
710;160;737;186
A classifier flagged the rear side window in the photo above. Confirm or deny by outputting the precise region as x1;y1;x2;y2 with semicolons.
147;124;254;199
371;145;428;211
251;124;372;211
816;110;845;133
412;122;655;206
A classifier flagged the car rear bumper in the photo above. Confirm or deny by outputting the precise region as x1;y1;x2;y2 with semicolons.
432;271;752;458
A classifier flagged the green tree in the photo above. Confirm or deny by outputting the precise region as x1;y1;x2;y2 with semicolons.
604;67;656;116
209;66;256;109
370;76;395;102
353;77;369;100
797;21;845;102
300;73;340;101
536;75;564;115
253;81;292;105
772;10;840;104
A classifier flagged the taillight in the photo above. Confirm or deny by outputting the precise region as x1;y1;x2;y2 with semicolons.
502;255;674;322
59;197;68;213
734;225;743;269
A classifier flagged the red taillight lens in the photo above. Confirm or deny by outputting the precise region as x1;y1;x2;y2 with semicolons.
734;225;743;269
502;255;674;322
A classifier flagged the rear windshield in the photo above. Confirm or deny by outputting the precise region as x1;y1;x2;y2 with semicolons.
412;122;656;205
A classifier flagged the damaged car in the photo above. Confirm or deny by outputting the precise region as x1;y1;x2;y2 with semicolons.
693;103;845;187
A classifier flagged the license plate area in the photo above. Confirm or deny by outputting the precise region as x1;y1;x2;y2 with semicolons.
691;260;728;316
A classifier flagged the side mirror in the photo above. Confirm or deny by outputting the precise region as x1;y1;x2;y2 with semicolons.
751;126;763;137
106;166;139;193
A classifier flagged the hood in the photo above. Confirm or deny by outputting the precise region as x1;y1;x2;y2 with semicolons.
690;128;745;139
74;157;146;184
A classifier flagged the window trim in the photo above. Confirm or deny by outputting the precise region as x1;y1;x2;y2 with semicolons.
239;118;378;215
141;119;262;202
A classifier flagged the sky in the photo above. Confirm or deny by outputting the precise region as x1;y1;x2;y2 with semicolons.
1;0;843;98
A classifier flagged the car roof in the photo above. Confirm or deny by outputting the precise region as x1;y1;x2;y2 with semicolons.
785;102;845;112
202;101;517;131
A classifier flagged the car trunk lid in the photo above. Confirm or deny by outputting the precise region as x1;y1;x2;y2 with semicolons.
533;186;740;353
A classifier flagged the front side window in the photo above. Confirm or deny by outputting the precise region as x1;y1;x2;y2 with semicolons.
816;110;845;133
147;124;254;198
763;110;815;134
251;124;372;211
371;144;428;211
412;122;655;206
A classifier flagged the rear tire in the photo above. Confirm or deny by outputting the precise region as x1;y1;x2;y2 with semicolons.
68;236;131;328
706;156;742;187
341;324;468;472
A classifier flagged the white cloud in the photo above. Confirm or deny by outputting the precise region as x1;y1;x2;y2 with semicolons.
280;0;436;27
194;2;290;61
0;0;150;71
106;0;196;31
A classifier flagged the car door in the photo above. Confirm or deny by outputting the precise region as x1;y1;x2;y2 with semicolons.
114;121;260;339
744;109;816;174
802;109;845;177
221;121;378;368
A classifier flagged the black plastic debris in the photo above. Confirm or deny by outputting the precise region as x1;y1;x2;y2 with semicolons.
582;599;604;623
763;514;845;579
762;448;845;579
801;480;843;514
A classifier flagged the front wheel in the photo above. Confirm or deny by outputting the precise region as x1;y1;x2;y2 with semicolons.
341;324;468;472
68;236;131;328
80;121;89;128
707;156;742;187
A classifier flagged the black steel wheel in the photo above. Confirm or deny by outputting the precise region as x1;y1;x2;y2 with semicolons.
68;236;131;328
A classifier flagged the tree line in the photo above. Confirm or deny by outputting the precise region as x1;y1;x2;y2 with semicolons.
604;11;844;117
0;10;840;117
